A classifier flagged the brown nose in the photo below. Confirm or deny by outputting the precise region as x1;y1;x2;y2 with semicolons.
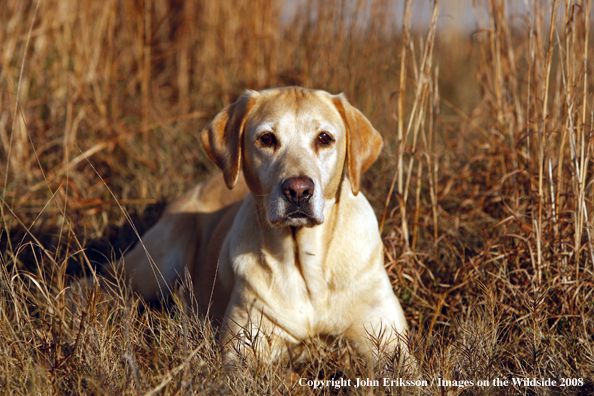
282;176;315;205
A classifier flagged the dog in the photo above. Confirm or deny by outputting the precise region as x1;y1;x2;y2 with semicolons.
124;87;409;363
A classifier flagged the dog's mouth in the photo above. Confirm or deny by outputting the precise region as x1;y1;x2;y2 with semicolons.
278;206;322;228
286;210;309;219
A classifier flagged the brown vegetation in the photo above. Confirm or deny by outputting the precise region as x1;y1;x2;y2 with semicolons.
0;0;593;394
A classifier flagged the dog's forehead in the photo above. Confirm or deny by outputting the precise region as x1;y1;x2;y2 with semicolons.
248;88;344;132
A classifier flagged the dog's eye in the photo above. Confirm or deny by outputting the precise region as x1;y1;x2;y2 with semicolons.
317;132;333;146
259;133;277;147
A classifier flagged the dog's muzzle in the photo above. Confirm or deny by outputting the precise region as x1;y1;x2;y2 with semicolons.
280;176;319;226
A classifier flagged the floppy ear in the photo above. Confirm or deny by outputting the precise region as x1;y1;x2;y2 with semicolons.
200;91;257;189
332;94;383;195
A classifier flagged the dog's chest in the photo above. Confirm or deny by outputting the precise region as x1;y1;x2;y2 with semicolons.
228;201;365;336
258;239;331;302
262;234;358;334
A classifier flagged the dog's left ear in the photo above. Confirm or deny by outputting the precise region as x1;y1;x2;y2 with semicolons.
200;91;257;189
332;94;383;195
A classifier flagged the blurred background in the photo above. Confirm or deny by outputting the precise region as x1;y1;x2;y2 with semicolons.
0;0;525;225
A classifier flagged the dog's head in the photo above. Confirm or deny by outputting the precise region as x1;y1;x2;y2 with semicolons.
201;87;382;228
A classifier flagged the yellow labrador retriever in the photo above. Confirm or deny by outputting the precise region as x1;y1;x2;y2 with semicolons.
124;87;408;363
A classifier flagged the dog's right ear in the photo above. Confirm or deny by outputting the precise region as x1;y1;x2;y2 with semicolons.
200;90;257;189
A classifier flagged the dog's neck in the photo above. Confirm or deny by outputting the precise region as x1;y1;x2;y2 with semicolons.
247;189;346;296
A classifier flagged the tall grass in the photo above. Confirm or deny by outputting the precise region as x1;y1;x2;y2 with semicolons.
1;0;593;394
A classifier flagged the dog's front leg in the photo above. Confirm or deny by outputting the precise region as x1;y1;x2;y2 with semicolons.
345;296;413;371
221;299;301;366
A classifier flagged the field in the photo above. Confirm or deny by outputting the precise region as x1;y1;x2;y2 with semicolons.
1;0;593;394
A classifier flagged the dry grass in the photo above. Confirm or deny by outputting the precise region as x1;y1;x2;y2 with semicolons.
1;0;593;394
